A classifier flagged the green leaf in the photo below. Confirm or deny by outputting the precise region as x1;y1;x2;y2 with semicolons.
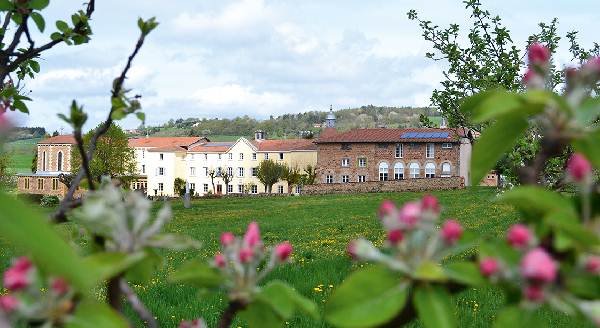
28;0;49;10
565;273;600;299
12;99;28;113
493;306;546;328
258;281;319;320
50;32;63;41
499;186;577;219
168;261;223;289
56;20;69;32
65;300;129;328
444;262;486;287
471;113;528;185
414;261;447;281
460;89;505;118
479;240;520;267
11;13;22;25
472;91;522;123
413;285;457;328
574;128;600;171
239;298;284;328
545;211;600;247
29;60;40;73
0;0;13;11
30;12;45;33
83;252;147;285
576;96;600;125
110;108;126;120
135;111;146;122
325;265;409;328
126;249;162;284
0;194;94;295
437;230;478;258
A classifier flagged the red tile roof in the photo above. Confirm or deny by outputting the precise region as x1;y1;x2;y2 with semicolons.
38;135;76;144
188;142;235;153
128;137;202;148
147;146;188;152
316;128;460;143
251;139;317;151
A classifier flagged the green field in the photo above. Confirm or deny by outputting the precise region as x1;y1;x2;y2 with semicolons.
0;188;590;327
4;138;39;173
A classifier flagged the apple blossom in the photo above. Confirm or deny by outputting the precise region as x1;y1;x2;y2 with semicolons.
479;258;500;277
399;201;421;228
567;153;593;183
506;224;532;249
521;248;557;283
441;219;463;245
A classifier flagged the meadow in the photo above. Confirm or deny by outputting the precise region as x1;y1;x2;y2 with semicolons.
4;138;39;173
0;188;591;327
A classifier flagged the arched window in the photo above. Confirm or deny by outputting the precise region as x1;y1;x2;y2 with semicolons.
57;152;63;172
441;163;451;177
409;163;420;178
378;162;389;181
42;151;46;171
393;162;404;180
425;163;436;178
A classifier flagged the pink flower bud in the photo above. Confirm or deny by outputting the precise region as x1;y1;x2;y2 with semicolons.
521;248;557;283
567;153;592;183
565;67;578;80
51;277;69;295
214;253;226;268
238;248;254;263
243;221;261;248
0;295;19;313
274;241;293;262
347;240;358;260
506;224;532;249
583;57;600;75
387;229;404;245
220;232;235;247
378;200;396;219
398;201;421;228
441;219;463;244
524;285;545;302
421;194;440;214
528;43;550;65
523;68;535;84
479;257;500;277
12;257;32;272
585;256;600;274
3;257;33;291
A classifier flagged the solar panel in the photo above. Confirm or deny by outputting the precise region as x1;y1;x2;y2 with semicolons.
400;131;449;139
205;142;233;147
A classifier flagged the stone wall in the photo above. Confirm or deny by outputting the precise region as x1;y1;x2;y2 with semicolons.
302;176;464;195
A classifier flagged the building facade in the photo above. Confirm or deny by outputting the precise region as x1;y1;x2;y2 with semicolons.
315;128;473;186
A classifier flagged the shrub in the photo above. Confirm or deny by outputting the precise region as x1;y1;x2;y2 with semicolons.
40;195;60;207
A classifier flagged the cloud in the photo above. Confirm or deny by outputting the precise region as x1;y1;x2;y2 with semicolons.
192;84;293;108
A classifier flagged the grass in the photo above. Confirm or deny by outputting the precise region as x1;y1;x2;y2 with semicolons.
4;138;39;173
0;188;590;327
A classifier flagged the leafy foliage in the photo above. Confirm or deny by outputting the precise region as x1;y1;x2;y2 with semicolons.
256;160;285;193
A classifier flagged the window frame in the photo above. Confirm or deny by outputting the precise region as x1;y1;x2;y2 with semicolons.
358;157;367;167
425;162;436;178
426;143;435;158
341;158;350;167
441;143;453;149
378;162;389;181
238;167;245;177
326;175;333;184
441;162;452;177
395;143;403;158
342;175;349;183
394;162;404;180
409;163;420;178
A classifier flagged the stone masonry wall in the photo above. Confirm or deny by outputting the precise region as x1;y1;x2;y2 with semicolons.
303;176;464;195
37;144;73;172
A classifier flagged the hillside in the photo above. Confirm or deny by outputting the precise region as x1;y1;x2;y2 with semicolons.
135;105;440;139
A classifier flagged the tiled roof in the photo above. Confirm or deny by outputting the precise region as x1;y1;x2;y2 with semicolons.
38;135;76;144
316;128;460;143
147;146;188;152
251;139;317;151
128;137;201;148
188;142;235;153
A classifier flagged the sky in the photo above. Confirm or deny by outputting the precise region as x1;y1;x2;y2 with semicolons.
6;0;599;132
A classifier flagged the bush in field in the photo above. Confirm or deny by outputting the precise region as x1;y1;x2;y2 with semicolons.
40;195;59;207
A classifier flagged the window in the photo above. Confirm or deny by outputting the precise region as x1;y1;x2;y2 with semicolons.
395;144;403;158
158;167;165;176
251;185;258;194
52;178;59;190
190;167;196;176
204;167;209;177
342;175;349;183
341;143;352;150
239;153;244;160
252;153;257;160
142;149;145;159
378;162;389;181
218;154;222;160
377;143;388;149
426;143;434;158
216;167;222;176
238;185;244;193
158;183;164;192
203;184;209;192
190;183;195;191
228;153;233;160
341;158;350;167
160;153;164;160
227;167;233;176
394;162;404;180
425;163;436;178
42;151;46;171
142;165;146;174
57;152;63;171
358;158;367;167
358;175;366;182
252;167;258;177
410;163;420;178
279;153;284;160
442;143;453;149
37;178;44;189
295;186;301;194
24;178;30;189
441;163;451;177
264;153;269;160
227;185;233;193
326;175;333;184
278;185;284;193
204;154;208;160
190;154;195;161
238;167;245;177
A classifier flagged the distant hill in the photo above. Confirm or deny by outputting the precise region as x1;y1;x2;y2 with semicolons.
136;105;440;139
7;127;46;141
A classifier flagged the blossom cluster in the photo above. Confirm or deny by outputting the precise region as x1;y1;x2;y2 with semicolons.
213;221;293;302
1;257;73;325
347;195;464;275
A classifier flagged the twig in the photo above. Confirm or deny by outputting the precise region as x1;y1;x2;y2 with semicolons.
217;300;247;328
73;129;95;190
120;279;159;328
107;275;123;312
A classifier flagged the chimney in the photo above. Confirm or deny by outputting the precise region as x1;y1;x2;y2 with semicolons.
254;130;266;141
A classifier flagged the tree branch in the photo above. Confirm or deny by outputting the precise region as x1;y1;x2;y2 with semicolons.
218;300;247;328
120;279;158;328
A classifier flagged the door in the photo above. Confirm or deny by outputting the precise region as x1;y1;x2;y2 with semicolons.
216;184;222;195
